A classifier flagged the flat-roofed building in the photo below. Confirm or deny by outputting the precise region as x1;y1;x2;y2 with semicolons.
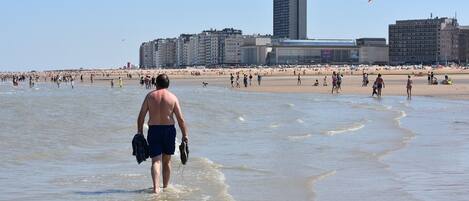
155;38;177;68
224;35;243;65
176;34;194;67
270;39;359;65
389;17;460;65
241;36;272;65
357;38;389;65
139;40;157;68
459;26;469;64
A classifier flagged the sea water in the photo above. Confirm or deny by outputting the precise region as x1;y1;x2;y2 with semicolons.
1;80;469;201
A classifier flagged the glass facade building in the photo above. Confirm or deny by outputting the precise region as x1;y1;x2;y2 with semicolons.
270;39;360;64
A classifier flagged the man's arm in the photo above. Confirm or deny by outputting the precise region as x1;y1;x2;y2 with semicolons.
137;94;149;134
174;98;188;143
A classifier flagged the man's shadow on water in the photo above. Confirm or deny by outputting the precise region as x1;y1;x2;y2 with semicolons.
74;188;152;195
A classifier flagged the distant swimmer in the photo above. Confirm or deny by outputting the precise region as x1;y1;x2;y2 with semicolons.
137;74;189;194
407;75;413;99
202;82;208;87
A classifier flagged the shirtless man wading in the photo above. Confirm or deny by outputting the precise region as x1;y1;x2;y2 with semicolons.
137;74;189;194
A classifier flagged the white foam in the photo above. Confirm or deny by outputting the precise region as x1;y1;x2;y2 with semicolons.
394;110;407;126
307;170;337;200
296;118;305;124
325;123;365;136
270;123;279;128
287;133;312;141
238;116;245;122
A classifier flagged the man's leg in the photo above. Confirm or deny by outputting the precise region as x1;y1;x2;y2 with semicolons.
151;155;162;193
162;154;172;188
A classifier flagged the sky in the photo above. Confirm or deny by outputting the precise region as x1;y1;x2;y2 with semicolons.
1;0;468;71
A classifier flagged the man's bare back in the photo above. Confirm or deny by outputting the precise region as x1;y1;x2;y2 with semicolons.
146;89;178;126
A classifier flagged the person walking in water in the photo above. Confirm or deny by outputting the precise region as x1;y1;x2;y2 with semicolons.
407;75;413;99
375;74;385;97
331;72;337;94
137;74;189;194
118;77;123;88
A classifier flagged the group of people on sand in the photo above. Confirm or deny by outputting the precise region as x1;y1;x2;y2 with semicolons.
427;71;453;85
290;71;417;99
230;72;262;88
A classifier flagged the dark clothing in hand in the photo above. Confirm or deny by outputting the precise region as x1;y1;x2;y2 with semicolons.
132;133;150;164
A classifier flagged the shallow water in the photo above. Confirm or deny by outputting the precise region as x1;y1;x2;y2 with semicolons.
1;80;469;201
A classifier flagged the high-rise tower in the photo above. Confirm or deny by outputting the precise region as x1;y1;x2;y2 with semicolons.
273;0;307;39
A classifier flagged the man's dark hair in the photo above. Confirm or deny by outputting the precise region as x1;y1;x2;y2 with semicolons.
156;74;170;89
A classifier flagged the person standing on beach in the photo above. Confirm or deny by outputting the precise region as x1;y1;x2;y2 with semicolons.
230;73;234;87
427;72;431;85
430;72;434;84
111;79;114;88
331;72;336;94
336;74;342;92
297;74;301;86
249;74;253;86
243;74;248;88
375;74;385;97
362;73;369;87
257;74;262;86
137;74;189;194
236;73;240;88
407;75;413;99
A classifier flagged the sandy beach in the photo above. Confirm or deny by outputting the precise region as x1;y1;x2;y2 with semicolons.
3;65;469;100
